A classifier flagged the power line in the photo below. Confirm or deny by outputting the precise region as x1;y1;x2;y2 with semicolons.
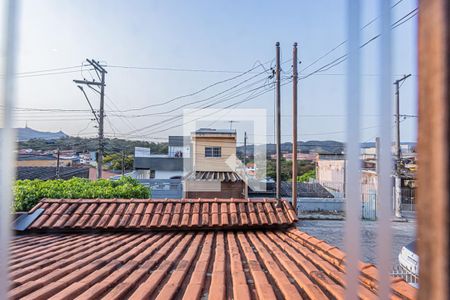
300;7;418;81
130;84;277;138
109;62;272;112
299;1;413;74
0;65;81;77
106;65;254;74
125;76;274;135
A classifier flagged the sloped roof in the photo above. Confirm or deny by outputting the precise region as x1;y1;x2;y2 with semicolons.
185;171;243;182
10;198;417;300
16;166;89;180
280;182;334;198
17;154;56;161
9;228;415;299
24;198;297;231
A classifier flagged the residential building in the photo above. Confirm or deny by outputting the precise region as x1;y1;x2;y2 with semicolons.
282;152;319;161
185;128;245;198
16;153;74;167
88;168;120;180
168;136;191;158
133;136;190;180
191;128;236;172
316;154;346;194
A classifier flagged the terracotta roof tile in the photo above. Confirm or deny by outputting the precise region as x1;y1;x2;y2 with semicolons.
9;228;416;299
11;198;416;299
23;198;297;231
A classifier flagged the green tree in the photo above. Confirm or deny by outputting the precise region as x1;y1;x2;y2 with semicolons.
14;176;150;212
266;159;316;182
103;153;134;171
297;169;316;182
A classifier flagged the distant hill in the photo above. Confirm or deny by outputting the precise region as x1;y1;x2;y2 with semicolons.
16;127;68;142
237;140;345;156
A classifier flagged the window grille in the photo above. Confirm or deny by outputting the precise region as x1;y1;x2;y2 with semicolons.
205;147;221;158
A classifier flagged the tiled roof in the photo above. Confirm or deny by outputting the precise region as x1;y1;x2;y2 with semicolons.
185;171;242;182
250;182;335;198
9;228;416;300
10;198;416;299
281;182;335;198
16;166;89;180
17;154;56;161
24;198;297;231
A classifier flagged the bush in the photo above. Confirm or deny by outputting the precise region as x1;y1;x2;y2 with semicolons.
14;176;150;212
297;169;316;182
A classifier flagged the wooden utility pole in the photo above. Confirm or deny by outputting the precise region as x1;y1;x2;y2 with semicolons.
121;151;126;176
292;43;298;212
244;132;248;199
394;74;411;162
243;131;247;167
393;73;411;218
56;148;60;179
275;42;282;201
74;59;107;179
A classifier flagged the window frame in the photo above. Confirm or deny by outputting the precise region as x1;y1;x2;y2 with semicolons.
205;146;221;158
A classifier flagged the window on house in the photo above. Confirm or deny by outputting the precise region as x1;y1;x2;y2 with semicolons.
205;147;221;158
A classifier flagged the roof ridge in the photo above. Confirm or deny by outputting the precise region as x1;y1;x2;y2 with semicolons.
20;198;298;233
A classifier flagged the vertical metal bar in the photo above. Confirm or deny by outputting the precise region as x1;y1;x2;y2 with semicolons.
377;0;393;299
292;42;298;212
0;0;19;298
344;1;361;299
417;0;449;298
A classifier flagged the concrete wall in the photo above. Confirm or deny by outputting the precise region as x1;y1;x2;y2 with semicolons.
185;181;245;199
295;197;344;212
155;170;183;179
316;159;345;193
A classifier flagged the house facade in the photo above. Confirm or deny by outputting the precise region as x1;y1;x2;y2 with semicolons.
316;154;346;195
133;136;191;180
192;128;237;172
185;128;245;198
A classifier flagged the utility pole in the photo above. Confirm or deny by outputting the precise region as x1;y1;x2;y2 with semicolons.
243;132;247;167
393;74;411;218
375;137;380;175
121;151;125;176
275;42;282;201
292;42;298;213
56;148;60;179
243;132;248;198
74;59;107;179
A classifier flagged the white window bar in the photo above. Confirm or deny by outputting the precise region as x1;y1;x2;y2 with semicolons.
376;0;393;299
344;1;361;299
0;0;18;299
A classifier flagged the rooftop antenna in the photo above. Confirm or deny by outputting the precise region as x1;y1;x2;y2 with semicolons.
228;120;239;130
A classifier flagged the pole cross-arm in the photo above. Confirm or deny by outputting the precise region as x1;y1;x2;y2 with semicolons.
77;85;99;124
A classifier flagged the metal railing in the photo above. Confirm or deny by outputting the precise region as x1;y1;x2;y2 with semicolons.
391;265;419;288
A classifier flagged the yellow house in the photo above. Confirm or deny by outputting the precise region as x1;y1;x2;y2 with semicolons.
192;128;237;172
185;128;245;199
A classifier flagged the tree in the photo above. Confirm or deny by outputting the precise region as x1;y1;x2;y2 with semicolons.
103;153;134;171
266;159;316;182
14;177;150;212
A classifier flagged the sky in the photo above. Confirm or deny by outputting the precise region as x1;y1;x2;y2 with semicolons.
12;0;418;145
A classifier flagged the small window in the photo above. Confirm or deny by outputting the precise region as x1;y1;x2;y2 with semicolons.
205;147;221;158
